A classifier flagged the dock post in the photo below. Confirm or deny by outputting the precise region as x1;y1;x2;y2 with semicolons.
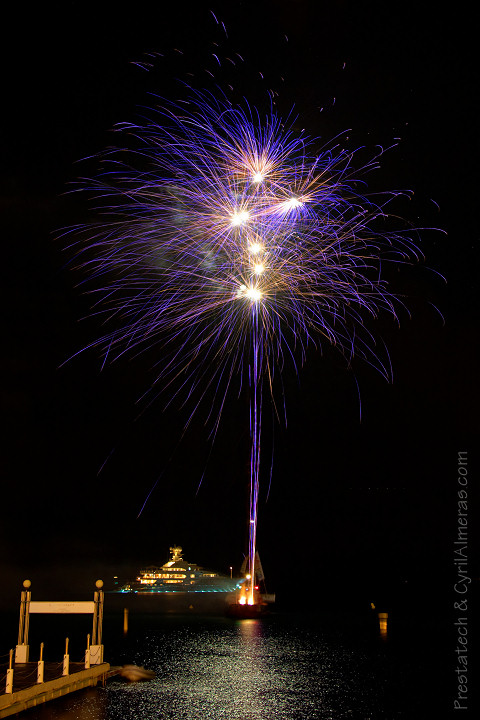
5;649;14;693
85;633;91;669
63;637;70;676
90;580;104;665
15;580;31;663
37;642;44;684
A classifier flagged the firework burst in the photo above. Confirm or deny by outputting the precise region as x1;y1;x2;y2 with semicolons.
71;89;419;603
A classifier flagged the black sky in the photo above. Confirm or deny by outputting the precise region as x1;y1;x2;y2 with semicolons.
1;1;478;612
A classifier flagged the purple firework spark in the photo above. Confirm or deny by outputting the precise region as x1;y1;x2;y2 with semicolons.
71;89;419;602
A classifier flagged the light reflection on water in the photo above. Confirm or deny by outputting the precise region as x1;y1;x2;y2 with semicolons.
21;612;441;719
106;617;370;719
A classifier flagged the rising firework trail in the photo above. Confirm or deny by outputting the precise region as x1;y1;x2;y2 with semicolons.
70;88;419;605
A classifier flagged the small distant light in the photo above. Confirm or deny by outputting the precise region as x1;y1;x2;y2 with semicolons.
246;574;251;580
252;172;264;183
231;210;249;226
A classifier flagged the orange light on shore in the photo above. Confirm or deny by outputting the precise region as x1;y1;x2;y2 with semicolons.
378;612;388;639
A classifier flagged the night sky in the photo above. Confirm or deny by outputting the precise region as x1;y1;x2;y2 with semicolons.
1;1;478;614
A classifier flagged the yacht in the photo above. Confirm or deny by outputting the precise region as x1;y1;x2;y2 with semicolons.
119;545;243;594
111;546;245;613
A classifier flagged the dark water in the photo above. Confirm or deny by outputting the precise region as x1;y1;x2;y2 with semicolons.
4;610;454;719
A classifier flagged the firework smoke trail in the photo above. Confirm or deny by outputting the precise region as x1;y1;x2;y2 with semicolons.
248;303;262;604
71;89;419;597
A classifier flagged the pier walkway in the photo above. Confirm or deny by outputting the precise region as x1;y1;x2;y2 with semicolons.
0;661;110;717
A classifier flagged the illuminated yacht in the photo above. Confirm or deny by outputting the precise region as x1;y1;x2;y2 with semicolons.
118;546;244;595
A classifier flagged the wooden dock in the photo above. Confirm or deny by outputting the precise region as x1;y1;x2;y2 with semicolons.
0;661;110;718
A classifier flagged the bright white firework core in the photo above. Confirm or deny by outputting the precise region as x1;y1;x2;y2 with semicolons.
252;172;264;183
280;197;303;212
246;287;262;301
248;242;262;254
231;210;250;226
253;263;265;275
